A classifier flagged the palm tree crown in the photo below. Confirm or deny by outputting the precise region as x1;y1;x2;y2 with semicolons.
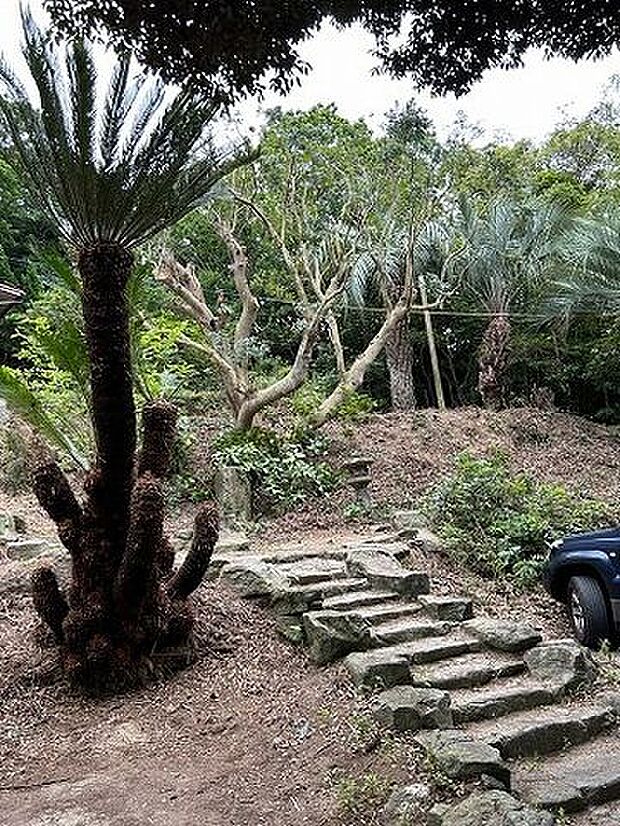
0;8;253;250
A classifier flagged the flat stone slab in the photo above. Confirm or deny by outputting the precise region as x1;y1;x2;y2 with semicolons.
466;703;615;760
410;652;526;690
524;639;597;691
438;790;554;826
419;594;474;622
271;577;367;615
346;546;430;596
373;685;452;731
464;618;542;653
5;537;57;561
219;558;287;598
450;678;557;724
514;730;620;813
370;617;450;647
303;609;372;664
273;557;348;585
322;589;400;611
345;647;412;689
345;633;483;687
415;730;510;787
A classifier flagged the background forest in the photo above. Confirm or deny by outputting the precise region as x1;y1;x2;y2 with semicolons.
5;85;620;447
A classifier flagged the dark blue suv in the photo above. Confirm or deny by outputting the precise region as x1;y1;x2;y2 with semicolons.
544;527;620;648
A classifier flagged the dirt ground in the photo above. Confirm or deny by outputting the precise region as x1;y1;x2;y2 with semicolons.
1;570;430;826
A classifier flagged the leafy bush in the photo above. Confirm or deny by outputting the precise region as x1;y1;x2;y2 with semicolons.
213;427;338;512
292;376;376;423
422;450;613;587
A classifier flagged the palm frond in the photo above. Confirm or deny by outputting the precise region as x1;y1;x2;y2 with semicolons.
0;366;88;469
0;11;256;251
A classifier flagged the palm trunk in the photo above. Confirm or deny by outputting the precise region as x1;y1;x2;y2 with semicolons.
478;313;511;409
79;244;136;564
385;315;416;411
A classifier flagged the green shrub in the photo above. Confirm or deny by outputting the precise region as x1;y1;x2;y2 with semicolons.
422;450;613;587
213;427;338;513
292;377;376;423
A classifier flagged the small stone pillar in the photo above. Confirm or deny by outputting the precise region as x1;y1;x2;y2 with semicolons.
343;455;373;506
214;465;252;531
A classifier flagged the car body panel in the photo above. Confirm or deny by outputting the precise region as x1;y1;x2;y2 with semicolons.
544;529;620;630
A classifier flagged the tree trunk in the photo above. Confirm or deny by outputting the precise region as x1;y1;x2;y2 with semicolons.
30;246;219;693
478;314;511;409
79;244;136;564
385;315;416;411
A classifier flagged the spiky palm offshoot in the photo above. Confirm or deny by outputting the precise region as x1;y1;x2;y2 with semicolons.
0;10;252;690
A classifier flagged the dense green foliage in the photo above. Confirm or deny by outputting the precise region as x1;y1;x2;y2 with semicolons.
213;428;337;513
423;452;613;587
46;1;620;100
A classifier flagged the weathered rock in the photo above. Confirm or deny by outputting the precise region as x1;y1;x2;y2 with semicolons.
382;782;432;825
214;464;252;529
5;537;54;561
524;639;597;691
214;530;251;555
410;652;525;691
276;556;347;585
271;578;367;615
450;681;556;724
415;730;510;787
467;703;615;760
373;685;452;731
440;791;554;826
419;594;474;622
275;614;305;645
464;618;542;653
219;558;286;598
345;648;412;689
346;547;430;596
0;512;21;540
303;610;371;664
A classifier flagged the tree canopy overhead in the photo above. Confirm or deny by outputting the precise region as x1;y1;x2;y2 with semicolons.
44;1;620;102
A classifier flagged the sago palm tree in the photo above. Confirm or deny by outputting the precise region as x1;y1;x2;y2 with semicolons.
460;198;571;409
0;9;253;690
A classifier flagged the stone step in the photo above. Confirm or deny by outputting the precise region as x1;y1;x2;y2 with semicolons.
410;652;526;690
345;634;483;689
450;678;557;724
514;731;620;814
465;703;616;760
273;557;348;586
271;577;368;614
354;601;423;624
370;617;451;647
322;589;400;611
418;594;474;622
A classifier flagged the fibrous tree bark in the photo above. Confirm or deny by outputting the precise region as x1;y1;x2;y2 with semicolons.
31;247;218;691
478;313;511;410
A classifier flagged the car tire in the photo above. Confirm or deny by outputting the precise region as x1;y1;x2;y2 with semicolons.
567;575;611;648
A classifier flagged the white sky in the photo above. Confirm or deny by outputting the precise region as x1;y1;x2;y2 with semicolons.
2;0;620;145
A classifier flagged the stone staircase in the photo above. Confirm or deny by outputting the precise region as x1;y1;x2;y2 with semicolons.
217;533;620;824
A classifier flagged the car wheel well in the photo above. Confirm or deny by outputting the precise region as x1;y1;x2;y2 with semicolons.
555;566;612;616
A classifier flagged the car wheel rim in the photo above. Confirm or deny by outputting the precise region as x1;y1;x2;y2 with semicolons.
570;591;586;638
